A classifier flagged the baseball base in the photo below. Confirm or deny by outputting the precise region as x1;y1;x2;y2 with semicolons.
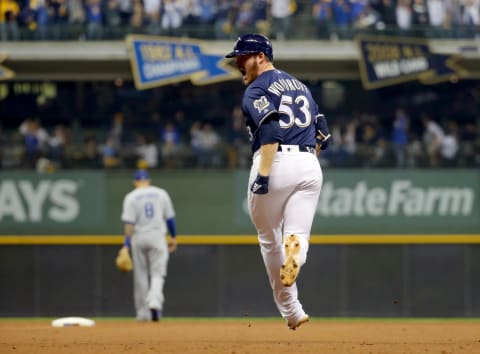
51;317;96;327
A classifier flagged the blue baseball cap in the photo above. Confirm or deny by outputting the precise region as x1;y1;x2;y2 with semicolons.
134;169;150;180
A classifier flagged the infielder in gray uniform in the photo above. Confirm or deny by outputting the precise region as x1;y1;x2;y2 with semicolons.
121;170;177;321
226;34;331;330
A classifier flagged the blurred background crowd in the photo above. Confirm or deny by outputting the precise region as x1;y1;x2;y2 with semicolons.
0;79;478;171
0;0;479;171
0;0;479;41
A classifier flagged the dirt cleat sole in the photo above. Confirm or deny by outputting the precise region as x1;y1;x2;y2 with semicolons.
288;315;309;330
280;234;301;287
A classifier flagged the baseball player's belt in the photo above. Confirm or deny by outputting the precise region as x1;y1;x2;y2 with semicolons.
277;145;316;154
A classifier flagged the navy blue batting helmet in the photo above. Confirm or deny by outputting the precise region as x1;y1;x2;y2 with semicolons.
225;34;273;61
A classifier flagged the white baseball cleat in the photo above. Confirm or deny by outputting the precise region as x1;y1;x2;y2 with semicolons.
280;234;301;287
287;315;309;330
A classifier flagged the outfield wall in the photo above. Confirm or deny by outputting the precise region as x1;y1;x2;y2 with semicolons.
0;170;479;318
1;244;480;318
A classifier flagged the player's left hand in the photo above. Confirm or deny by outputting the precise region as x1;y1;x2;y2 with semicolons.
251;174;269;194
115;246;133;272
168;237;177;253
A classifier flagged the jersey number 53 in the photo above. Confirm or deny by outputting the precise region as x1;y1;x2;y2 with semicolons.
278;94;312;129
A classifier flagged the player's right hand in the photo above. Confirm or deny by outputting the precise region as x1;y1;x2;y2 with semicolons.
316;114;331;150
250;174;269;194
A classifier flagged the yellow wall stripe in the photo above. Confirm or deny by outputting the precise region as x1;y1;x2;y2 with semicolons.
1;235;480;245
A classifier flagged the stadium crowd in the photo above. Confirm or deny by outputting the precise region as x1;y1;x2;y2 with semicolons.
1;1;479;170
1;0;479;41
0;79;478;171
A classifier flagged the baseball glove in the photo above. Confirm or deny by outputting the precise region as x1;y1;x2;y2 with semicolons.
115;246;133;272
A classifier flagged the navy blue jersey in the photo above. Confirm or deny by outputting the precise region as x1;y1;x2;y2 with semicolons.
242;69;321;153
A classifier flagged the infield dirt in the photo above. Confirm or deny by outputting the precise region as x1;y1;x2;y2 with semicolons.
1;319;480;353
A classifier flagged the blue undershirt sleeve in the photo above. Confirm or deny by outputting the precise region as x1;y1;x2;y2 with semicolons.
258;115;282;146
166;217;176;238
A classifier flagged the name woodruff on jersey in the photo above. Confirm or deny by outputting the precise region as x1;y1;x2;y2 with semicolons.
267;76;309;96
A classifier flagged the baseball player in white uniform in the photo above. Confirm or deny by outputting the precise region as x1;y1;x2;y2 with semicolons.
121;170;177;321
226;34;331;330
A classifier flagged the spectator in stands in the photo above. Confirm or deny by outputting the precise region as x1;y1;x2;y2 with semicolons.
19;118;49;169
20;0;40;39
226;105;250;169
161;0;184;36
459;122;478;166
104;0;122;38
214;0;236;39
109;111;125;151
48;124;68;168
325;120;357;167
312;0;334;39
378;0;397;29
254;0;270;36
0;125;5;168
421;113;444;167
118;0;133;26
350;0;367;24
353;1;383;30
427;0;447;37
182;0;200;29
406;132;424;167
100;135;121;168
85;0;104;40
271;0;294;40
440;120;459;167
356;113;379;166
190;120;203;165
411;0;429;36
391;108;409;168
78;135;102;169
1;132;24;169
130;0;146;30
172;109;189;140
144;0;161;34
331;0;352;39
235;0;256;33
0;0;20;41
160;121;181;168
371;136;391;167
444;0;463;36
461;0;480;37
190;121;222;168
396;0;412;32
68;0;85;28
33;0;49;40
135;133;159;168
198;0;218;26
47;0;69;39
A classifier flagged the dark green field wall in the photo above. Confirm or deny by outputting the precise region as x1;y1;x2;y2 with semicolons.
0;169;478;235
1;244;480;318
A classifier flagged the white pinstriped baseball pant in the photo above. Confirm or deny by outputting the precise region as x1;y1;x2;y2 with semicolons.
248;146;323;323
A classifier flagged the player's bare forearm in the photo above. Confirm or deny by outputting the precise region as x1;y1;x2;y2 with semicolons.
258;142;278;176
124;223;134;237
